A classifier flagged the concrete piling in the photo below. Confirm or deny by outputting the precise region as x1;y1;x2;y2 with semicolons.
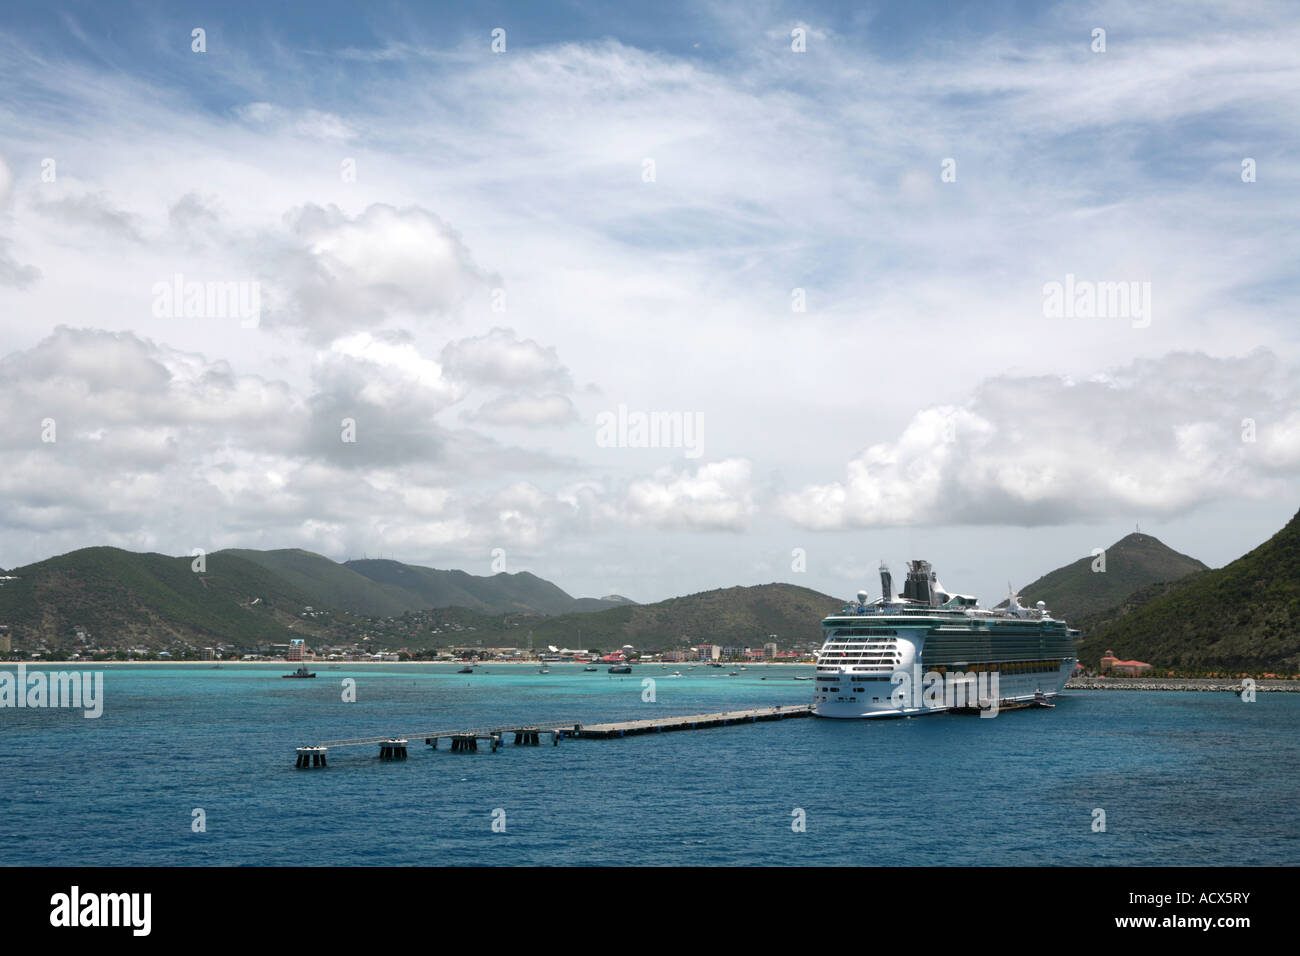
296;746;328;769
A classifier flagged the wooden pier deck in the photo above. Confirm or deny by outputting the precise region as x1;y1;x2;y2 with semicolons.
295;704;812;765
573;705;812;737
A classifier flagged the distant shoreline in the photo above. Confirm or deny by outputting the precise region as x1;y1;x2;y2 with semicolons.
2;659;816;668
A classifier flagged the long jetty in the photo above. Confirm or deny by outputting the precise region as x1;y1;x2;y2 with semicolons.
295;704;811;767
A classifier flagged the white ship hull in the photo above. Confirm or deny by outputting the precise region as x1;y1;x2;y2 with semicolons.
812;661;1073;718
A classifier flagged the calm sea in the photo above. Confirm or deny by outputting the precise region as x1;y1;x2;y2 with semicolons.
1;663;1296;866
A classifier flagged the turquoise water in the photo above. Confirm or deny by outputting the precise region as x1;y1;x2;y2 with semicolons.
1;663;1296;866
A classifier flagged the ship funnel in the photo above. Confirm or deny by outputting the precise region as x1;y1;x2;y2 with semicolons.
902;560;934;604
879;563;893;602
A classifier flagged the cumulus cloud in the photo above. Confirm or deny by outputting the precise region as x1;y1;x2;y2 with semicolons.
0;327;300;450
625;459;756;531
270;203;492;342
441;327;574;391
0;328;590;559
780;350;1300;529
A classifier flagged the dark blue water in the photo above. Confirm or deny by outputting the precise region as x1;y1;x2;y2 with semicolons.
2;663;1296;865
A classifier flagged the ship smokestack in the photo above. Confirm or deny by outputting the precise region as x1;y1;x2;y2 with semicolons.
879;563;893;602
903;560;934;604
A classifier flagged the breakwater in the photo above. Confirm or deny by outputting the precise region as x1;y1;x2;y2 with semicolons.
1066;677;1299;692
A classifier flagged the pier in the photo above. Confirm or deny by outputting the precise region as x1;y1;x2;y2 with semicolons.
572;704;811;737
294;704;812;767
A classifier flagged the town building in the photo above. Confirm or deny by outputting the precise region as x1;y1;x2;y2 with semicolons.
1099;649;1153;676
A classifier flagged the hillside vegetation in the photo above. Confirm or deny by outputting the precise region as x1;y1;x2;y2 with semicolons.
1079;510;1300;672
1005;532;1207;621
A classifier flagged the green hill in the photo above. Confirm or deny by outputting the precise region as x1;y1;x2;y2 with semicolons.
219;551;634;617
0;547;321;649
343;559;632;616
1003;532;1207;622
478;582;842;653
220;549;421;617
1078;508;1300;672
0;546;642;652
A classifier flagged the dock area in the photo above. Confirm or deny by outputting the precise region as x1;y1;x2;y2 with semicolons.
947;698;1047;715
295;704;811;766
573;704;811;737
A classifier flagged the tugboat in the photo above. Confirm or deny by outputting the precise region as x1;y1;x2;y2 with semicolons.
282;666;316;679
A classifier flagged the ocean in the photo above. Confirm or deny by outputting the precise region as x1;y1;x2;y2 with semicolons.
2;663;1296;866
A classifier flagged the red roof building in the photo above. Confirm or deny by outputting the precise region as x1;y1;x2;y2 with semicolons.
1100;649;1153;676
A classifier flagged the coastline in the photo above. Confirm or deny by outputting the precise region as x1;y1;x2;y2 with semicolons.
1;659;818;668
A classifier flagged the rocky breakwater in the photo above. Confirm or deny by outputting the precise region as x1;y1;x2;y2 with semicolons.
1065;677;1300;692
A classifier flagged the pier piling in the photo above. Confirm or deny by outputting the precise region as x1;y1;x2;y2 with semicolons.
295;746;328;769
378;739;408;760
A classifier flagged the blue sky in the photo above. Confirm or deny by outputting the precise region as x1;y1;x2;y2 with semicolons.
1;0;1298;609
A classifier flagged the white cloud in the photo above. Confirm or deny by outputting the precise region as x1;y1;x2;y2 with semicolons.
270;203;492;342
780;350;1300;529
626;459;756;531
441;327;574;391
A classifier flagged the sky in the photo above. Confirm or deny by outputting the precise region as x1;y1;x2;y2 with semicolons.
1;0;1298;608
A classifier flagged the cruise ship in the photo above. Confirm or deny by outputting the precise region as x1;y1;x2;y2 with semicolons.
812;560;1078;718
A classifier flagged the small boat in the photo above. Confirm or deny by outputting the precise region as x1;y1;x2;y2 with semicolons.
608;664;632;674
538;668;550;674
728;671;739;677
457;666;474;674
583;665;598;672
793;675;813;681
282;666;316;679
665;671;683;678
1031;691;1055;708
